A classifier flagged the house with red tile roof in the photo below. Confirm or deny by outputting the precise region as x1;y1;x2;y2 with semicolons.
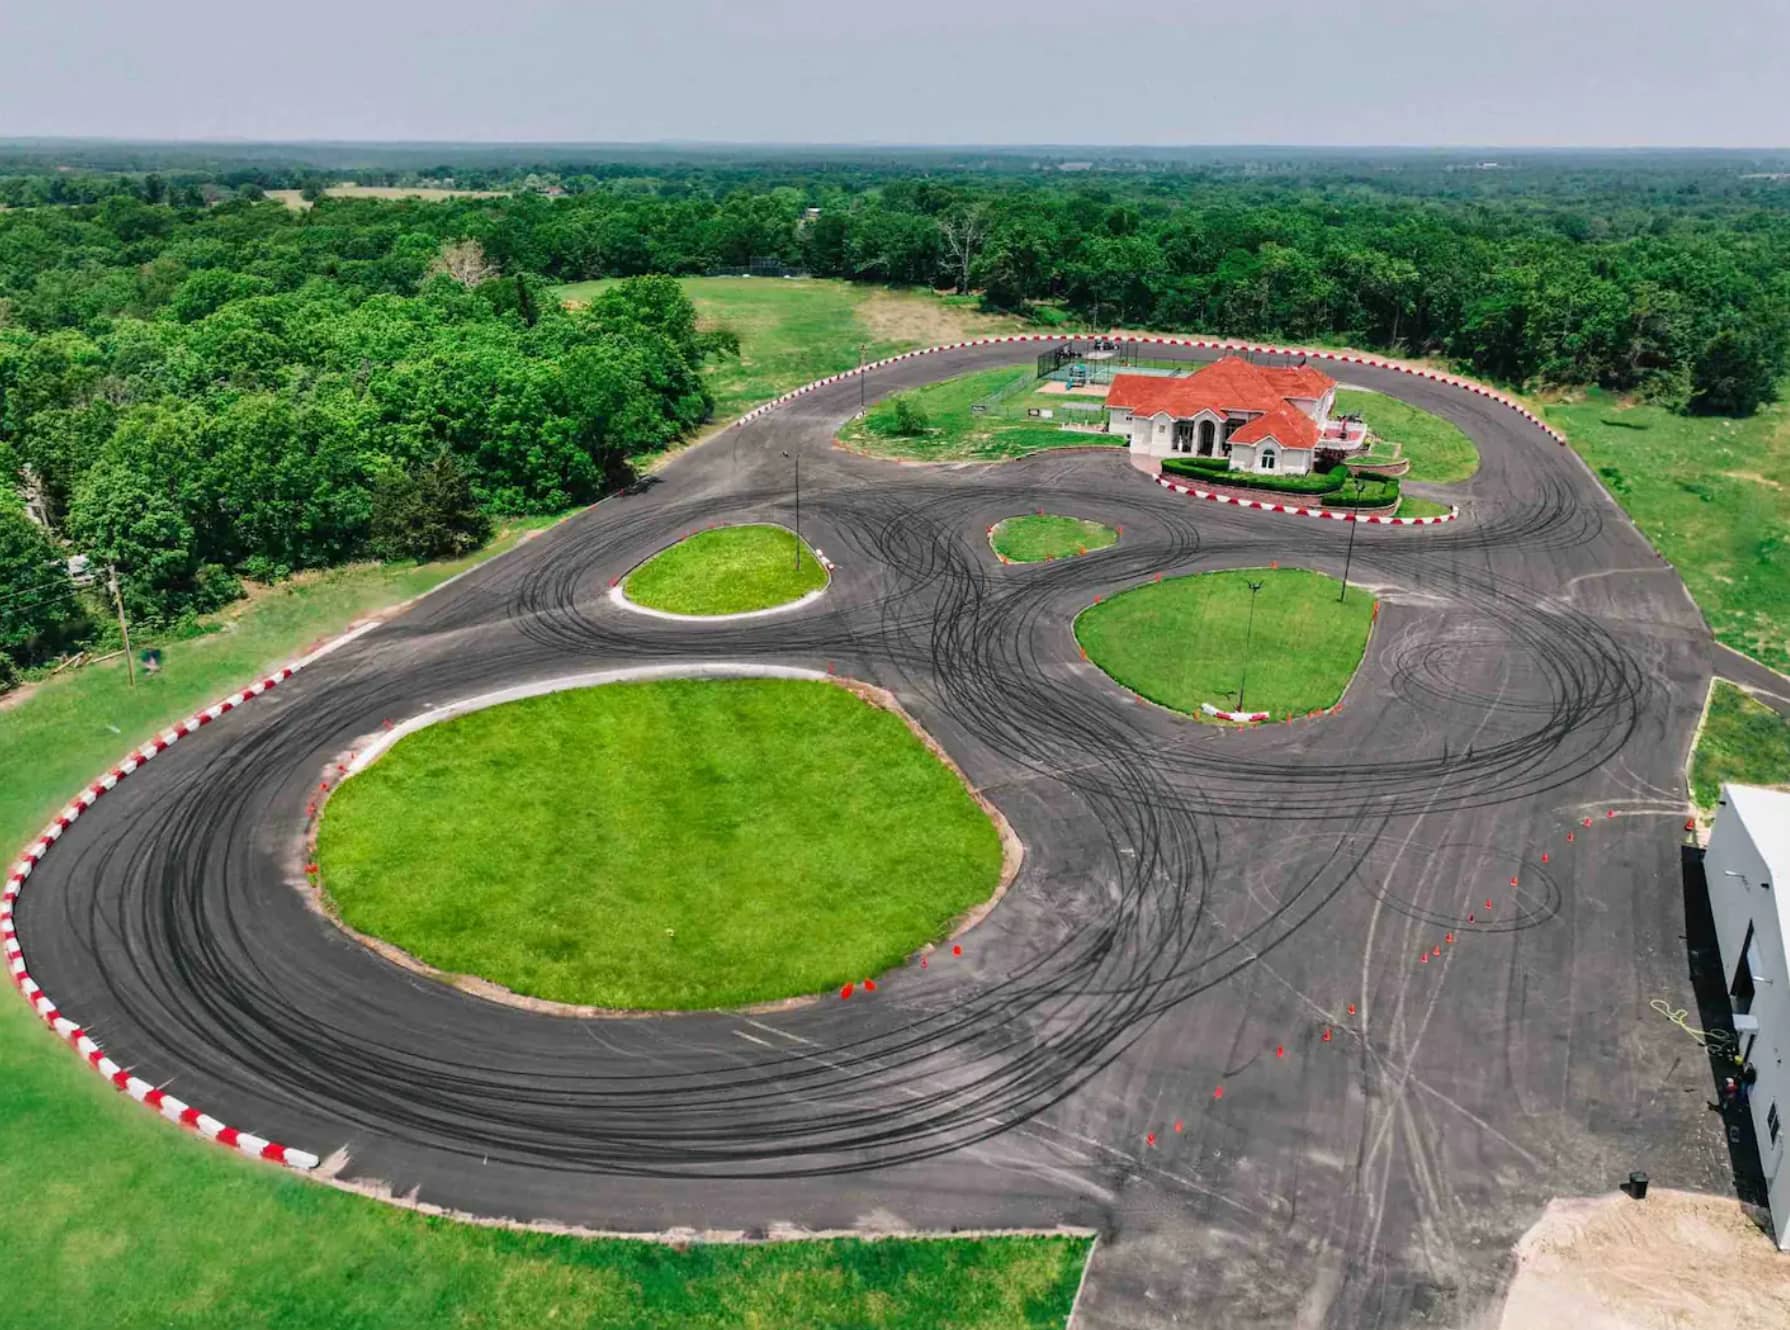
1105;356;1356;476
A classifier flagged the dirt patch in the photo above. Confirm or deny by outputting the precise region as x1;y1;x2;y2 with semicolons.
1723;470;1785;491
1496;1190;1788;1330
855;289;1018;347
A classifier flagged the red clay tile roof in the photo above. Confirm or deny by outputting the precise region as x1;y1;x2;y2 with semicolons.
1105;356;1334;451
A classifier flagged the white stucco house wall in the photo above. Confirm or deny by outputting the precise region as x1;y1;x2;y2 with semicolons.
1704;782;1790;1249
1105;356;1358;476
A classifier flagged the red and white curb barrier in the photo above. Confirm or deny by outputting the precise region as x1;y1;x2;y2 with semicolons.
1;627;381;1172
1153;474;1459;526
728;331;1567;451
1200;703;1270;723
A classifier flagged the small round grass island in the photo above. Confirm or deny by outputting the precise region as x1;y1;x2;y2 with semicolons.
315;678;1003;1010
624;523;826;616
991;514;1118;563
1075;568;1376;719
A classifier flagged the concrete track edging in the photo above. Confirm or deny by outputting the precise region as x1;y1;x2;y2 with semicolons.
1152;473;1460;526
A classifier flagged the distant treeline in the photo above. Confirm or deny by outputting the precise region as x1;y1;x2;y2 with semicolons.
1;155;1787;681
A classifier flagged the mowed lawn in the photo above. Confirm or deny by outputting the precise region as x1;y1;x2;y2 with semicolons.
1544;384;1790;674
1076;568;1377;718
1690;680;1790;810
992;514;1118;563
1334;388;1480;484
552;277;1025;426
0;531;1086;1330
317;679;1003;1010
626;523;826;614
840;365;1120;462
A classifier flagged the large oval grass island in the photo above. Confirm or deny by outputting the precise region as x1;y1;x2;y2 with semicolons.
623;523;827;615
314;678;1005;1011
1075;568;1377;720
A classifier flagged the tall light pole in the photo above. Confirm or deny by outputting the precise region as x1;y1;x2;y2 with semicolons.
1337;476;1361;603
780;449;801;571
858;343;867;417
108;564;137;689
1237;578;1266;713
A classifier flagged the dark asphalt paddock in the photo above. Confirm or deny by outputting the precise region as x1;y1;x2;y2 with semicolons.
20;342;1734;1327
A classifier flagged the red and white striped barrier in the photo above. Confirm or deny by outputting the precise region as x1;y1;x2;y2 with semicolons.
729;332;1568;451
3;647;357;1171
1200;703;1270;723
1153;474;1459;526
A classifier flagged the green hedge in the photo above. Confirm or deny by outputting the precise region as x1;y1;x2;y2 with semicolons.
1317;478;1402;508
1161;457;1341;495
1160;457;1403;506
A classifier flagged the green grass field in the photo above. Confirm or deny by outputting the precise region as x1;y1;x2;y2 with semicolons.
1334;388;1480;484
317;678;1003;1010
992;515;1118;563
625;524;826;614
1689;680;1790;810
1543;385;1790;673
0;524;1086;1330
839;366;1121;462
1396;496;1456;519
1075;568;1377;719
552;277;1025;427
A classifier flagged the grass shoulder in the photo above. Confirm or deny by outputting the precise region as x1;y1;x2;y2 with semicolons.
1397;496;1456;519
840;366;1121;462
1544;384;1790;674
1075;568;1377;720
624;524;825;615
992;515;1118;563
1690;680;1790;811
316;678;1005;1010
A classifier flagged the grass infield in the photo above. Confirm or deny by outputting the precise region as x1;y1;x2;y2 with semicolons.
1396;496;1456;520
1690;680;1790;810
992;515;1118;563
625;524;826;615
1075;568;1376;719
840;366;1121;462
1334;388;1480;485
317;678;1003;1010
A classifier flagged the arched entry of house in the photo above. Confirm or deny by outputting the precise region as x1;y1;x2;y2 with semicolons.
1197;418;1216;456
1259;446;1278;471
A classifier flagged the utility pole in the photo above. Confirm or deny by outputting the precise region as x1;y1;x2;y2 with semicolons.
107;564;137;688
781;449;802;571
858;343;867;417
1237;578;1265;713
1338;478;1361;603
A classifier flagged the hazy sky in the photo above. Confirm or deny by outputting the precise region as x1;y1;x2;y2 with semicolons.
2;0;1783;147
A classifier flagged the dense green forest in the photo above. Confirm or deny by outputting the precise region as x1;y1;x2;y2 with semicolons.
2;146;1787;683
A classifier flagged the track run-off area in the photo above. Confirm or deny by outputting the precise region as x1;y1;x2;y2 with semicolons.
9;336;1731;1328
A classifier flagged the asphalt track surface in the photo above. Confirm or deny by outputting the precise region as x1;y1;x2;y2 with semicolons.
21;342;1741;1327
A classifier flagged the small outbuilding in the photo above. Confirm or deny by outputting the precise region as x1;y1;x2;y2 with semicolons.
1704;782;1790;1248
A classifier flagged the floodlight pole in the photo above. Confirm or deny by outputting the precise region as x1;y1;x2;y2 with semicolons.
1338;505;1359;603
1237;578;1266;713
781;449;801;570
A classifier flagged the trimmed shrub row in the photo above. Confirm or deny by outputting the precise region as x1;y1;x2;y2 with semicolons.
1160;457;1338;495
1160;456;1403;507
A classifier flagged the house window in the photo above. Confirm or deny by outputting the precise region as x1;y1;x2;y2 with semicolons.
1770;1101;1781;1146
1260;448;1277;471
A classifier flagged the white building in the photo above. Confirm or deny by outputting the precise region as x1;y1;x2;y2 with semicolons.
1105;356;1364;476
1704;782;1790;1248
